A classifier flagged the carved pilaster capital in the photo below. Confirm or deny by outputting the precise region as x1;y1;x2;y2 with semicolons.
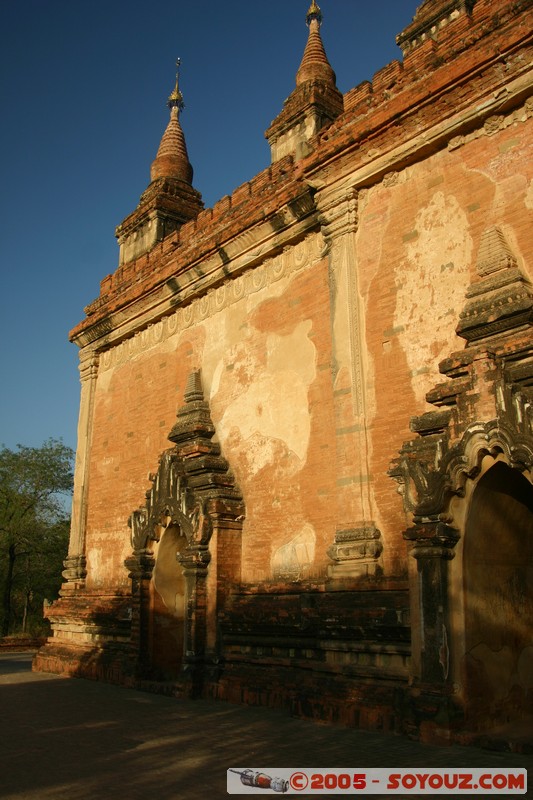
315;185;358;243
327;524;383;579
125;550;155;582
78;350;99;384
62;554;87;583
405;522;460;560
177;544;211;575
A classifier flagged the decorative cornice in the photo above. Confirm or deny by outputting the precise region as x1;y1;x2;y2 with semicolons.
448;96;533;152
305;61;533;194
73;183;318;349
99;233;323;372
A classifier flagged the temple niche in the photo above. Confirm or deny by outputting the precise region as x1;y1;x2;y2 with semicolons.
34;0;533;747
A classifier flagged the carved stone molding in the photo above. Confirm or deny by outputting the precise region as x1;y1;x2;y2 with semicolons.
128;449;206;555
327;525;383;579
99;235;322;372
61;554;87;583
391;386;533;535
448;96;533;152
404;522;460;560
78;351;99;384
316;186;358;244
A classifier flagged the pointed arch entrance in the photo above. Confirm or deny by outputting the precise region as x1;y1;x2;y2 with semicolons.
149;524;187;679
463;461;533;727
124;371;244;694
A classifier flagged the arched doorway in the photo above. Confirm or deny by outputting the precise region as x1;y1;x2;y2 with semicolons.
463;462;533;728
148;524;187;680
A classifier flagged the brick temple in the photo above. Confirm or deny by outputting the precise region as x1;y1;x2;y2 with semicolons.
35;0;533;745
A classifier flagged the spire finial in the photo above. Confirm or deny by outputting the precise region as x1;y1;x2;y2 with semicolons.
167;58;185;114
296;1;335;87
306;0;322;26
150;57;194;184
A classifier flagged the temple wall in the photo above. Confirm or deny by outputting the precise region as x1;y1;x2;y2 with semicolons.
81;110;533;595
36;0;533;742
358;114;533;571
83;233;339;589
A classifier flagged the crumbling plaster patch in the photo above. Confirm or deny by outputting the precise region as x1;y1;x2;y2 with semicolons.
394;190;473;403
271;523;316;579
525;177;533;211
216;319;316;476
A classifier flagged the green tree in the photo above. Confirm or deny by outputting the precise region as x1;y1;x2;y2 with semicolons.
0;439;74;637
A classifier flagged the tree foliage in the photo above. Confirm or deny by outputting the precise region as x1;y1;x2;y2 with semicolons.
0;439;74;636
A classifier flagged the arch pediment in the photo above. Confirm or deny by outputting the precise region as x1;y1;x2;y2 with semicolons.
129;450;199;551
128;370;244;555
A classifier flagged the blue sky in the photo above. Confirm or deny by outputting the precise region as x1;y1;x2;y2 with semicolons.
0;0;416;453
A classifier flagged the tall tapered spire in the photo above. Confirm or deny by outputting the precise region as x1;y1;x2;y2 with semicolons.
115;60;203;266
266;2;343;162
296;2;337;87
151;60;194;184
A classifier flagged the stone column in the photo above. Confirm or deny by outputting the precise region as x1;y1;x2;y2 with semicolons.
316;185;382;579
62;349;99;587
178;544;211;696
404;521;463;740
406;523;459;685
125;549;155;680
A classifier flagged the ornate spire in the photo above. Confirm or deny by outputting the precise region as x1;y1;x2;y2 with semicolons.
150;59;193;184
265;1;342;162
297;1;336;86
167;58;185;113
306;0;323;26
115;59;203;266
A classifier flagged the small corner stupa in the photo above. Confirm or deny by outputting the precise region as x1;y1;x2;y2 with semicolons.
266;1;343;162
115;60;204;266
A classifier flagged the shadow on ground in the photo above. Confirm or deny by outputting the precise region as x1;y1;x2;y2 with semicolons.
0;654;531;800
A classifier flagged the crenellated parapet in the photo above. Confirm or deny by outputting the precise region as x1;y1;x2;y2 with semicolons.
306;0;533;187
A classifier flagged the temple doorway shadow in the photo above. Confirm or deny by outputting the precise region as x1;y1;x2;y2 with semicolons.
148;524;187;681
463;462;533;730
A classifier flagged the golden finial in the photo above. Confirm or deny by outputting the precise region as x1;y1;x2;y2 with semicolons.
167;58;185;113
306;0;322;26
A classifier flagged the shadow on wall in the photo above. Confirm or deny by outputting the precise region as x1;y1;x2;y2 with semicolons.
463;462;533;730
149;524;186;681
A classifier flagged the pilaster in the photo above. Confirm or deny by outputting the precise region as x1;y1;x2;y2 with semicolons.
316;185;382;579
405;522;459;685
63;348;99;588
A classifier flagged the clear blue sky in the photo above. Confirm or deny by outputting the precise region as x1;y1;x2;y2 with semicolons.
0;0;416;453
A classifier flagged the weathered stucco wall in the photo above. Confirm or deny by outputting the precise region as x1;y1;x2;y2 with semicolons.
357;114;533;571
84;234;337;588
36;0;533;743
82;110;533;592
